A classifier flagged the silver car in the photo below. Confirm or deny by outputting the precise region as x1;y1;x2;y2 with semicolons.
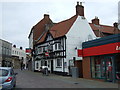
0;67;17;90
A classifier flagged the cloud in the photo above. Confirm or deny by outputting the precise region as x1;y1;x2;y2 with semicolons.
0;0;120;49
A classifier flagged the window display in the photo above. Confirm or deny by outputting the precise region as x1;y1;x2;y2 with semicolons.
91;55;120;82
91;56;114;81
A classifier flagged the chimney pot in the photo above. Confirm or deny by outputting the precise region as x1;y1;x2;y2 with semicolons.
76;2;84;16
20;47;22;50
92;16;100;25
80;2;82;5
44;14;49;19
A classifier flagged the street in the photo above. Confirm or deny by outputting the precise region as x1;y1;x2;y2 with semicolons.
14;69;119;88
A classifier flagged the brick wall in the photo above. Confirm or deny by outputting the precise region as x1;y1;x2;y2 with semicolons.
75;60;83;78
82;57;91;79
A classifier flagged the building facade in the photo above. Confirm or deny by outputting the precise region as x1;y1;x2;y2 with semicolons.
80;34;120;83
33;2;96;76
12;45;26;69
0;39;12;67
28;14;53;71
28;2;120;78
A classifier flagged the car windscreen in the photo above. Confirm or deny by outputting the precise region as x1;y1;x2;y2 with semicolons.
0;69;9;76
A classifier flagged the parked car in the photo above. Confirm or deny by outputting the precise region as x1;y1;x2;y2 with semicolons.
0;67;18;90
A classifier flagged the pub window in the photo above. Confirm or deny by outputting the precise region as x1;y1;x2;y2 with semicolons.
58;43;61;49
55;43;57;50
36;62;39;69
56;58;62;67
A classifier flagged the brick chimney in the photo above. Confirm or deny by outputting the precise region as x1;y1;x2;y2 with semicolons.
76;2;84;16
92;16;100;25
44;14;49;19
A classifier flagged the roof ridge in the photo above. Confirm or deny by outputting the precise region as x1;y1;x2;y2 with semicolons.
89;23;114;28
55;15;77;24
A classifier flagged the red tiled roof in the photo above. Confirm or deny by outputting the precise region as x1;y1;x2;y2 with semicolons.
36;15;120;44
37;15;77;43
50;15;78;38
89;23;115;34
37;32;47;44
33;17;52;41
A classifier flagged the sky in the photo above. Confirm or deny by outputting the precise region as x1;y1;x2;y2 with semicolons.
0;0;120;50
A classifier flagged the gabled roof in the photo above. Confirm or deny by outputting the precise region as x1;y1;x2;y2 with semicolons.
37;15;78;44
37;32;47;44
36;15;120;44
89;23;116;34
33;16;53;41
50;15;78;38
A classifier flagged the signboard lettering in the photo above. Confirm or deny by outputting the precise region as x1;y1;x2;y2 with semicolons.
116;46;120;50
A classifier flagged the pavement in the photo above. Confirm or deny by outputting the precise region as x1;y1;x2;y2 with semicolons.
14;69;119;88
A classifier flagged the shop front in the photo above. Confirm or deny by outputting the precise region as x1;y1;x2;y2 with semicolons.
79;34;120;83
90;54;120;82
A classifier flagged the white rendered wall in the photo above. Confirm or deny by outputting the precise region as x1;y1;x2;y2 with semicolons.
65;16;96;72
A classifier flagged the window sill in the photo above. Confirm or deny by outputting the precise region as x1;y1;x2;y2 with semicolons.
56;67;62;68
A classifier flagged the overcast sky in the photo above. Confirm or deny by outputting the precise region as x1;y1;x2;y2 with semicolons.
0;0;120;50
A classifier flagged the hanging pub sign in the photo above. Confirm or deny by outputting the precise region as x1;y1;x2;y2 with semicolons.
45;52;49;56
26;48;32;53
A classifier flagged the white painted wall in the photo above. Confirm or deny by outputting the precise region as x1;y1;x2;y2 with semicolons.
65;16;96;73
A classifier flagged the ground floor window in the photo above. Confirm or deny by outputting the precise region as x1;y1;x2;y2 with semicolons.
91;56;105;79
56;58;62;67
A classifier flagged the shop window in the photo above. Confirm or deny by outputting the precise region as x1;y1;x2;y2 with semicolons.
91;56;107;79
91;56;117;82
